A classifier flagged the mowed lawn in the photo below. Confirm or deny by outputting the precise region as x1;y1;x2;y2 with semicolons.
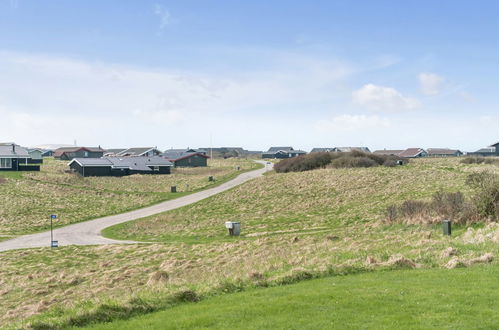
89;265;499;330
0;158;260;236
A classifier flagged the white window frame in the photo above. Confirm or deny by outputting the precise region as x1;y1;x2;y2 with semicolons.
0;158;12;169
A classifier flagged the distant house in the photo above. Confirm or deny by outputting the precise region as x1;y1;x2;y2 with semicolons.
336;147;371;153
398;148;428;158
0;144;40;171
69;157;173;177
198;147;245;158
41;150;54;157
427;148;463;157
116;147;161;157
310;148;338;153
491;142;499;155
54;147;105;160
262;147;307;159
373;150;404;156
163;149;210;167
28;149;44;164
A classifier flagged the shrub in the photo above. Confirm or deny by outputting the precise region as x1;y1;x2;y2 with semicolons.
385;172;498;224
461;157;499;165
330;156;377;168
274;151;406;173
466;172;499;219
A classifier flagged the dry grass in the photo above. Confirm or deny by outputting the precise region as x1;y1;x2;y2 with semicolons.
2;223;498;328
110;158;498;241
0;158;258;235
1;158;498;327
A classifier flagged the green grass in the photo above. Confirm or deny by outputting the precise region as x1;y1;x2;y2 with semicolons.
85;265;499;329
0;171;24;179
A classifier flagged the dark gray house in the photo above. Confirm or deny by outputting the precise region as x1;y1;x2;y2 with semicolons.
163;149;209;167
54;147;105;160
0;144;40;171
468;142;499;156
490;142;499;155
69;157;173;177
262;147;307;159
41;149;54;157
427;148;463;157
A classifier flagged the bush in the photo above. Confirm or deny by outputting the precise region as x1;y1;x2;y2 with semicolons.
466;172;499;219
330;156;378;168
461;157;499;165
274;151;406;173
385;172;498;224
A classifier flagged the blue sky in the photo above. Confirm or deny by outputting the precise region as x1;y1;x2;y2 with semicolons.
0;0;497;151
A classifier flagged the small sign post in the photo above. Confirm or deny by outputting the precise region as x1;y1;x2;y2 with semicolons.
50;214;58;248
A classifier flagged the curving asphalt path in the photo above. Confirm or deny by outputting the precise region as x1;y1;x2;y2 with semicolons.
0;161;273;252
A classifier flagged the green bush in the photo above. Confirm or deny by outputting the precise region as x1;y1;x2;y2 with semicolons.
461;157;499;165
274;151;406;173
386;172;498;224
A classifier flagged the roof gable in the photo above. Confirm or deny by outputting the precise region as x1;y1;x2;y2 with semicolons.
0;144;29;157
267;146;294;152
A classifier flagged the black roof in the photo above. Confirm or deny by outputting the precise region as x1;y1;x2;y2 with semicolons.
70;157;173;171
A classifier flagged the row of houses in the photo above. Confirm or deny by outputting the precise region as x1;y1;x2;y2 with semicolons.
64;147;210;177
260;142;499;159
2;141;497;175
261;146;376;159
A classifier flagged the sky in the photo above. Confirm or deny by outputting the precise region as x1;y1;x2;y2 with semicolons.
0;0;498;151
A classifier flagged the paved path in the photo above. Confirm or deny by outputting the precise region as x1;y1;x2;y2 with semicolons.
0;161;272;252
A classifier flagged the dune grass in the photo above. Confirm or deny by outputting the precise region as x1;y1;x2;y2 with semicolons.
86;265;499;330
0;158;260;236
103;157;497;243
1;158;498;328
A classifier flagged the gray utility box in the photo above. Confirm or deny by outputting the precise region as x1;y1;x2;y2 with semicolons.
225;221;241;236
442;219;452;236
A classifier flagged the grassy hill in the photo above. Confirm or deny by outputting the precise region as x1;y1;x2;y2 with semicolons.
0;158;259;236
1;158;497;328
87;265;499;329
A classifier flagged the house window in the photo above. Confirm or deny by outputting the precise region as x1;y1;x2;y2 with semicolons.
0;158;12;168
84;151;89;157
153;166;159;171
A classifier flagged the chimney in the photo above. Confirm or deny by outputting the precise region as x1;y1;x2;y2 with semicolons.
12;143;15;154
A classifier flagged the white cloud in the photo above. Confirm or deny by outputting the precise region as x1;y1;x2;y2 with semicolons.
154;4;172;31
352;84;420;111
418;72;445;95
316;114;390;132
0;50;351;148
